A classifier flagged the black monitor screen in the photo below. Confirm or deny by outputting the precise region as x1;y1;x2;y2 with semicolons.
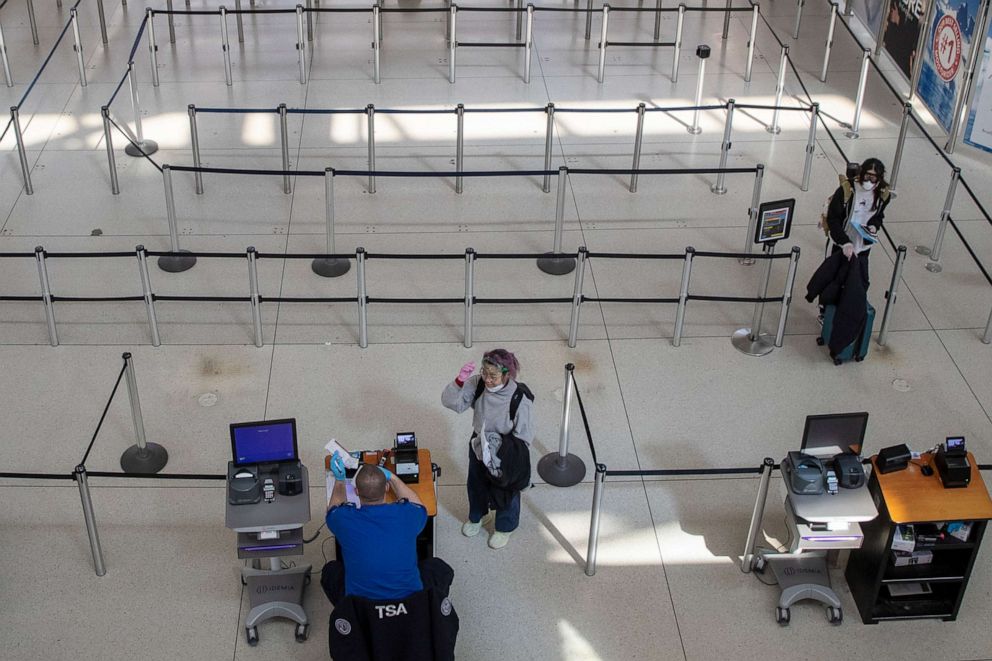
230;418;298;466
801;412;869;457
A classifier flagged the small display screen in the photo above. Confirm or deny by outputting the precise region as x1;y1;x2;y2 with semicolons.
946;437;965;452
231;419;298;466
395;432;416;449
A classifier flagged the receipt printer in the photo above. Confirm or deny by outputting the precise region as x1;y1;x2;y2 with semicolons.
935;437;970;489
278;461;303;496
228;464;261;505
832;453;866;489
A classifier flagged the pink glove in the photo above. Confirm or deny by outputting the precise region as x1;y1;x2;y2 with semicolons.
456;361;476;386
842;243;855;260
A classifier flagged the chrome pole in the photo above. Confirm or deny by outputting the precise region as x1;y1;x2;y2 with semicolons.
768;45;788;134
567;247;588;347
672;247;695;346
167;0;176;45
306;0;313;42
744;164;764;259
146;9;160;87
101;107;120;195
556;364;576;462
75;466;107;577
774;246;800;347
515;0;522;41
221;7;233;86
35;247;58;346
654;0;662;41
367;104;376;193
722;0;731;39
311;169;350;278
629;103;646;193
793;0;804;39
524;4;534;83
672;4;684;82
464;248;475;348
689;45;710;134
585;465;606;577
122;352;148;451
711;99;735;194
846;48;871;138
821;2;836;82
889;102;912;193
449;5;457;83
70;8;87;87
357;248;368;348
96;0;109;45
373;5;381;83
136;246;161;347
543;103;555;193
597;5;610;83
741;458;776;572
749;243;775;341
745;4;758;83
188;105;204;194
877;245;907;347
920;167;961;271
11;106;33;195
163;165;180;252
247;247;263;347
456;104;464;194
126;63;155;154
0;20;12;87
801;103;819;192
585;0;593;40
234;0;244;43
553;166;567;253
279;103;291;194
982;306;991;344
26;0;39;45
296;4;307;84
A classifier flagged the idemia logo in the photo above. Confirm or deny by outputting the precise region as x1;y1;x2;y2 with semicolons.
933;15;963;82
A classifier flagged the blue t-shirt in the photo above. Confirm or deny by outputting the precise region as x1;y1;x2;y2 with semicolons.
326;500;428;600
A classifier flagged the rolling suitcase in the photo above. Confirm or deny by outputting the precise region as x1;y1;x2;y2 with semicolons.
817;302;874;365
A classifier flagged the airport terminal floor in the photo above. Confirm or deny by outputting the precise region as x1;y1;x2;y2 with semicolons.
2;0;992;659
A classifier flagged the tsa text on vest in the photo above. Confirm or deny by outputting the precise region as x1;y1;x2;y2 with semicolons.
375;604;409;618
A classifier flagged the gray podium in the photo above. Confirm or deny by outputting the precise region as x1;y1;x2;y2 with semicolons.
225;464;312;646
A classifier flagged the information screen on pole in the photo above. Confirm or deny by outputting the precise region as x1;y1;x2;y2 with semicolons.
754;198;795;245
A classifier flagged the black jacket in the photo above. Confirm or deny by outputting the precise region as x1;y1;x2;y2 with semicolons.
805;251;868;356
826;176;890;248
489;432;531;509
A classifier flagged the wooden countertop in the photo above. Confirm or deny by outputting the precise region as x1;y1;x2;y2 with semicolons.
325;448;437;517
871;452;992;523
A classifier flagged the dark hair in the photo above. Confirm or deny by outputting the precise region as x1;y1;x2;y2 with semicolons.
859;158;888;210
354;465;387;502
482;348;519;381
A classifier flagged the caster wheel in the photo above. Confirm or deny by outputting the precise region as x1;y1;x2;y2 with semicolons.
775;607;790;626
833;357;843;366
246;627;259;646
295;623;309;643
827;607;843;625
855;356;864;362
752;556;767;574
304;575;311;586
816;337;825;346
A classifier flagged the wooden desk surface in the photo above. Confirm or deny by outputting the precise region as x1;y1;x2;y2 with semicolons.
871;452;992;523
325;448;437;517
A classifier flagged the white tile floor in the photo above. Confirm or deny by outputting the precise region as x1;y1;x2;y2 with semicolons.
2;0;992;659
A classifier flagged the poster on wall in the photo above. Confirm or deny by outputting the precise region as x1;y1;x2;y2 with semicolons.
964;20;992;151
883;0;931;79
854;0;889;40
915;0;983;131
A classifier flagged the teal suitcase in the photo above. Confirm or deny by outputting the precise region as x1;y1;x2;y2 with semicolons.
817;302;874;365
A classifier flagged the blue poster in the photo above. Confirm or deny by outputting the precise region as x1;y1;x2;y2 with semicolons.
916;0;983;131
963;19;992;151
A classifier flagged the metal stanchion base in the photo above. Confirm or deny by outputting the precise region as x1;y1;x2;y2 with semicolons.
915;245;932;256
844;130;859;139
311;257;351;278
925;261;942;273
537;254;576;275
766;126;782;135
157;251;197;273
731;328;775;356
124;139;160;157
538;452;586;487
737;257;756;265
120;442;169;473
710;185;727;195
687;126;702;135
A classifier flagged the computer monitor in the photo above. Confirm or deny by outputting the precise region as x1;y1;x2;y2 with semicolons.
800;412;869;458
230;418;299;466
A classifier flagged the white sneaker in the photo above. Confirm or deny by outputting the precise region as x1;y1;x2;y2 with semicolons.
461;512;494;537
488;531;512;549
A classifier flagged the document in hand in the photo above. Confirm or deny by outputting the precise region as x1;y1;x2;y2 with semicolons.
853;223;877;244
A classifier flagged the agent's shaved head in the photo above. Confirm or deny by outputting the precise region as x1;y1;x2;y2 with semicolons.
355;465;387;502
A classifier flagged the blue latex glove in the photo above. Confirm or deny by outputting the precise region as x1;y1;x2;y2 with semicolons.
379;466;394;482
330;451;347;481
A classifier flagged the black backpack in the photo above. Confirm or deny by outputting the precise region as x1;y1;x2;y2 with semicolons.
472;379;534;429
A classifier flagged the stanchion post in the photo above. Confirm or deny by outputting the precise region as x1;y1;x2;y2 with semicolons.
235;0;244;43
793;0;805;39
366;104;376;193
296;5;307;84
597;4;610;84
35;247;58;346
158;166;197;273
455;104;465;194
26;0;39;45
96;0;109;45
220;7;233;86
732;243;776;355
167;0;176;44
711;98;734;194
722;0;732;39
567;247;588;347
306;0;313;42
538;363;587;485
136;246;161;347
0;20;13;87
741;458;776;572
877;245;907;347
11;106;33;195
146;9;160;87
247;247;263;348
279;103;291;194
449;5;457;83
373;4;381;84
188;105;204;194
585;0;593;41
672;4;685;82
463;248;475;348
846;48;871;138
774;246;800;347
70;8;87;87
312;168;351;277
801;103;819;192
119;352;170;473
743;164;764;260
918;167;961;271
543;103;555;193
629;103;646;193
672;246;695;346
524;4;534;83
74;466;107;577
357;248;368;348
515;0;522;41
101;107;120;195
585;464;606;576
689;45;710;134
768;44;788;134
654;0;662;41
125;63;160;156
745;4;758;83
821;2;837;82
537;167;576;275
889;102;912;194
982;306;992;344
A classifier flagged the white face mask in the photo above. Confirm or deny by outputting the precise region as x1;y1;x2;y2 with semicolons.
861;180;876;192
486;383;506;393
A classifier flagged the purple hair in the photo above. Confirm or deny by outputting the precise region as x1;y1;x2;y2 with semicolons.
482;348;519;381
